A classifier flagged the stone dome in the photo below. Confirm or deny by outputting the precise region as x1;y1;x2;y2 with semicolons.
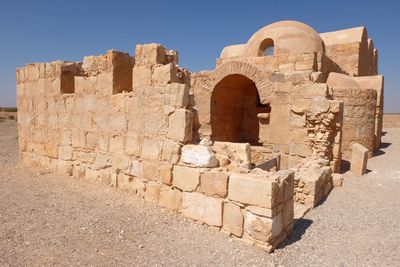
245;20;324;56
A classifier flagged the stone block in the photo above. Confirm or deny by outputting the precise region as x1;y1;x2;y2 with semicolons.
109;113;126;132
117;173;131;189
94;153;112;170
199;171;228;198
167;109;193;143
86;132;98;150
161;139;181;164
83;94;97;112
126;159;142;177
203;197;223;226
144;182;162;204
141;137;162;160
244;210;272;242
172;165;200;191
132;65;152;88
350;143;369;176
290;111;306;127
213;142;251;168
297;83;328;99
332;173;343;187
135;43;166;65
109;135;124;153
159;186;182;211
228;173;273;208
142;160;172;185
223;202;244;237
130;177;145;197
181;192;205;222
59;146;73;160
152;63;178;85
165;83;189;108
159;162;173;185
181;192;222;226
283;201;294;228
181;145;218;167
125;133;141;157
246;206;273;218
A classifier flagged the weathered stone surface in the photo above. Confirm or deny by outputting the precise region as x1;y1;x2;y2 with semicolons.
144;182;162;204
159;186;182;211
350;143;369;176
181;192;205;222
181;192;222;226
203;197;223;226
167;109;193;143
228;173;273;208
161;139;181;164
125;133;141;157
135;43;166;65
213;142;251;168
126;159;141;177
223;202;244;237
132;65;152;88
332;173;343;187
244;210;272;242
16;21;384;252
152;63;178;85
172;165;200;191
199;171;228;197
142;160;172;185
181;145;218;167
165;83;189;108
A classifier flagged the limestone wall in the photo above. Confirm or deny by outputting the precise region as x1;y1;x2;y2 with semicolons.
320;27;378;77
16;44;297;251
331;88;377;159
191;57;343;171
16;20;384;252
354;75;384;149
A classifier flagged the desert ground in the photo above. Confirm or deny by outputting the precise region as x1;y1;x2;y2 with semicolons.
0;114;399;266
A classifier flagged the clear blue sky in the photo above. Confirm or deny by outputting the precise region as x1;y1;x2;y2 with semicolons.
0;0;399;112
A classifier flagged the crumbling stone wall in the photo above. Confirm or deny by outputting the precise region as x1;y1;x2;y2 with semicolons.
16;44;295;251
16;20;384;252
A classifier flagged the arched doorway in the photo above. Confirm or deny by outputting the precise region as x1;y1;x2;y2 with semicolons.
211;74;266;145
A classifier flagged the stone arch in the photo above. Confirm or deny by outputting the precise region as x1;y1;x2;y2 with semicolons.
209;61;272;105
208;61;271;145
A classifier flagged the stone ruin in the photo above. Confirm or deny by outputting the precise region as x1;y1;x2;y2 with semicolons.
16;20;384;252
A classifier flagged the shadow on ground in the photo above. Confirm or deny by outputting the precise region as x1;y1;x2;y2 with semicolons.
374;142;391;157
276;218;313;249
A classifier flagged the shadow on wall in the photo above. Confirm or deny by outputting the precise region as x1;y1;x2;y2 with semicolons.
277;219;313;249
340;160;351;173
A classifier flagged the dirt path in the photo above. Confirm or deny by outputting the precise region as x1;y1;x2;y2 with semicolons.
1;118;399;266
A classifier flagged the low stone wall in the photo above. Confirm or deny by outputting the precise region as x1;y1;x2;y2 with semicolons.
292;160;333;208
332;87;377;159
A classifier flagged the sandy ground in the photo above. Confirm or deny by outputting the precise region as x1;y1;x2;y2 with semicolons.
1;117;399;266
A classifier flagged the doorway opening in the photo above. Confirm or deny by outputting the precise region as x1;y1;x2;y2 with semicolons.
211;74;267;145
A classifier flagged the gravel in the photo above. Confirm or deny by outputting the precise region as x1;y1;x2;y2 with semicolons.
1;117;399;266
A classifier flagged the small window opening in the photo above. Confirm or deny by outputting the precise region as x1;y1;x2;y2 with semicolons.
258;38;275;57
264;45;274;56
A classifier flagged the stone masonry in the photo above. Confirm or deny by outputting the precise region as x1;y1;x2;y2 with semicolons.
16;20;384;252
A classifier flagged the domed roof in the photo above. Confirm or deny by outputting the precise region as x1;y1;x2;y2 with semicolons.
245;20;324;56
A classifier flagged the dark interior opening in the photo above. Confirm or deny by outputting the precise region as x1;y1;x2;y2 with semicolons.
60;71;75;94
211;74;266;145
